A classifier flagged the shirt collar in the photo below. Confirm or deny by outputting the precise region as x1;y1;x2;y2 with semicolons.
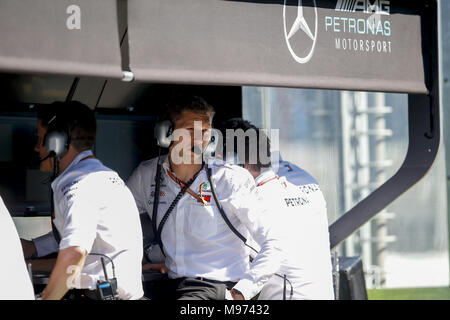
255;169;277;186
161;154;171;172
162;154;206;182
51;150;94;189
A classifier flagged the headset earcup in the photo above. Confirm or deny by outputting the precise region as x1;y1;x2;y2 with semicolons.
154;120;173;149
203;128;219;161
44;131;69;158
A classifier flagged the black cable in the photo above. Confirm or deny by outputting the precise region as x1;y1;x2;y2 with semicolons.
52;156;59;179
94;27;129;110
50;156;61;244
94;80;108;109
206;167;259;254
155;163;204;257
65;77;80;102
275;273;293;300
100;257;108;281
89;253;117;279
151;150;163;247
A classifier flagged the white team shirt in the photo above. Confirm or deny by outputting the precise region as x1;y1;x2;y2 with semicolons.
36;150;143;300
126;155;283;299
0;196;35;300
254;169;335;300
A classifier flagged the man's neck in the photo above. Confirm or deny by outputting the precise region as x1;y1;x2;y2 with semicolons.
244;163;261;180
57;148;81;174
169;158;203;183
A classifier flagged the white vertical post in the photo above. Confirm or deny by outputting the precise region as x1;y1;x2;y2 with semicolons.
355;92;373;275
373;92;390;287
340;91;355;256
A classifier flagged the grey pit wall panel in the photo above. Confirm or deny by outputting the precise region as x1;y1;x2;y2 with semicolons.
0;0;123;79
128;0;427;94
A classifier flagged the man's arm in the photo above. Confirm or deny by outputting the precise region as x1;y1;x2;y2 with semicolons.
231;223;283;300
41;246;86;300
41;176;100;300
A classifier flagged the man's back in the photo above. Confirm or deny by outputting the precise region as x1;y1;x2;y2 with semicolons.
255;170;334;300
52;151;143;299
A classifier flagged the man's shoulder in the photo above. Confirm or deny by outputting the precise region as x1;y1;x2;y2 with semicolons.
129;156;160;179
139;157;160;168
209;159;256;193
56;168;121;196
210;158;251;179
275;161;319;186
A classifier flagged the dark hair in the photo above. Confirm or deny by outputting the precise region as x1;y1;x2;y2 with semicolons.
37;101;97;152
218;118;271;170
165;94;215;124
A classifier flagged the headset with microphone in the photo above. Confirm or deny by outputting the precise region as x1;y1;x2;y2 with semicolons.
154;120;173;149
39;113;71;183
39;76;78;164
41;115;70;162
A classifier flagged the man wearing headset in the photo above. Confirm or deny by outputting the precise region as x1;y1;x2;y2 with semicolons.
217;118;335;300
126;95;283;300
20;101;143;300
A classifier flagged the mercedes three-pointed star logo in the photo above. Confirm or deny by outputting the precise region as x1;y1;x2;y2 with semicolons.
283;0;318;64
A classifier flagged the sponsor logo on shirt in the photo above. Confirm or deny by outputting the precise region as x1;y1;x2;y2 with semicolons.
150;190;167;197
151;184;167;189
284;196;310;207
243;178;256;192
244;179;252;189
199;182;212;205
108;177;124;186
150;175;165;188
298;183;320;194
61;179;80;195
285;164;294;172
148;200;167;205
61;180;81;201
